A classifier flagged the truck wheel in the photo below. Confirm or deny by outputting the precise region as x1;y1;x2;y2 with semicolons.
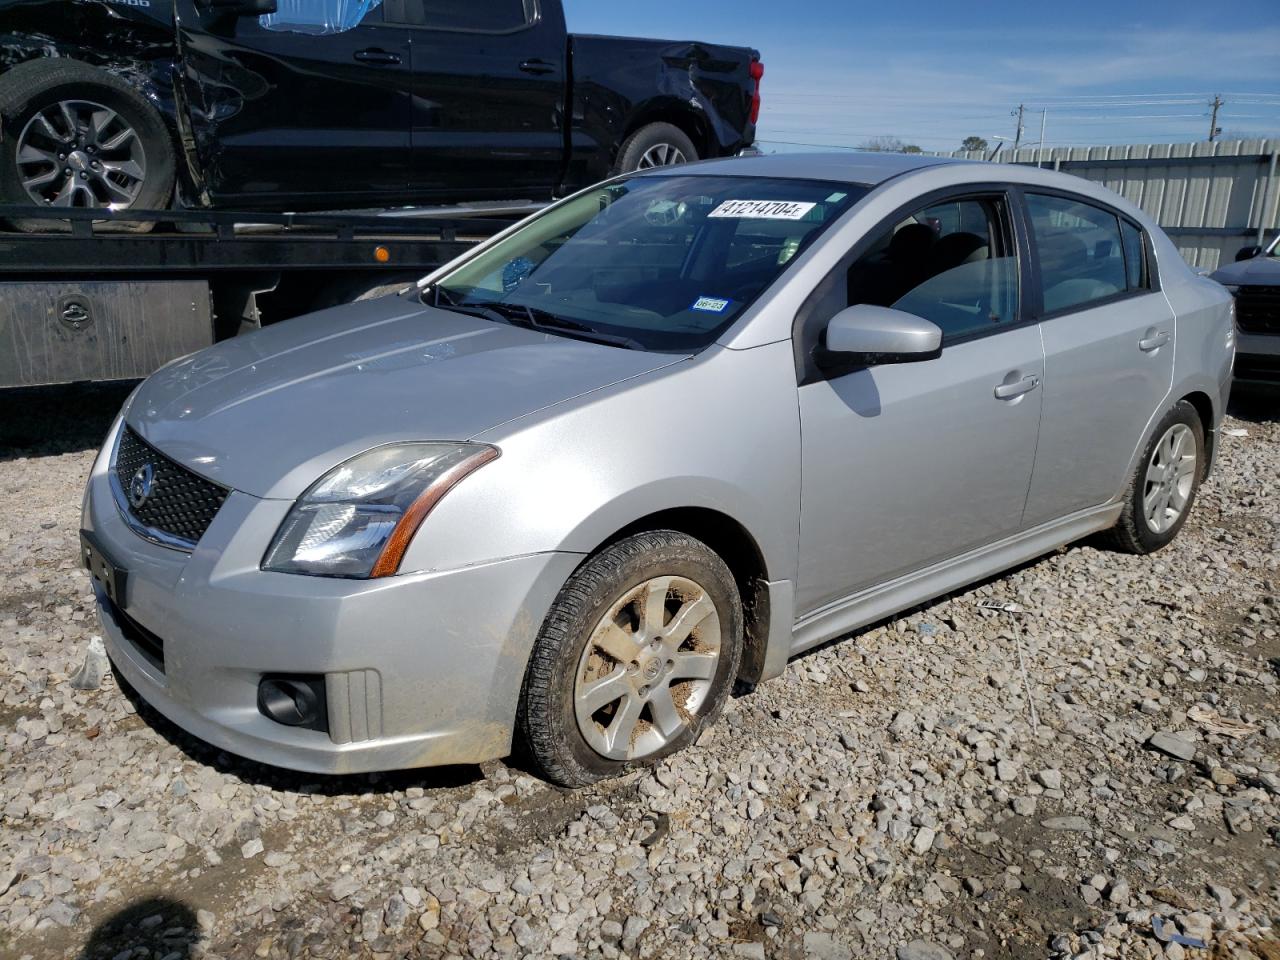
613;122;699;174
0;59;176;233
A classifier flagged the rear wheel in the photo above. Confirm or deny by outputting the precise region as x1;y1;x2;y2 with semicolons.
0;59;175;232
613;122;699;175
1105;400;1204;554
517;530;742;787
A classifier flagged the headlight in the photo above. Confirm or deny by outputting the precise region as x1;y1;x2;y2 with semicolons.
262;442;499;579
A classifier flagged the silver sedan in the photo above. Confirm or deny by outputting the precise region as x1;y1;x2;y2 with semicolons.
82;153;1235;785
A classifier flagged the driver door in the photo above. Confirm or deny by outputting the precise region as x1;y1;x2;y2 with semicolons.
794;189;1044;617
177;0;413;206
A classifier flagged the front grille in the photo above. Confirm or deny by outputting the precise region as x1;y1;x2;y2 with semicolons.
114;427;229;547
109;597;165;673
1235;285;1280;334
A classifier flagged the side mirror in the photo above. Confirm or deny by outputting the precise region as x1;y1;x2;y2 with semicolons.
1236;245;1263;262
815;304;942;374
200;0;277;15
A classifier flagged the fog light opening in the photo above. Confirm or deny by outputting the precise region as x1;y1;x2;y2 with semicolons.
257;675;328;732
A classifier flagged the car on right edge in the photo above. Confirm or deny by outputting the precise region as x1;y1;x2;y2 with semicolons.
1212;231;1280;385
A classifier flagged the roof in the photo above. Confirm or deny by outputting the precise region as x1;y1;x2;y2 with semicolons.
640;151;967;186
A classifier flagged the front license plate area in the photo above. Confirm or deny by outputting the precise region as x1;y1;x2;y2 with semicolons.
81;530;128;609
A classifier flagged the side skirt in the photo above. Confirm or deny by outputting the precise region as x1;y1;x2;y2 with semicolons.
789;502;1122;657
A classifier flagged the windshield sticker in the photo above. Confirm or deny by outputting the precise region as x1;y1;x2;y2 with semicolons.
825;192;848;203
707;200;817;220
691;296;731;313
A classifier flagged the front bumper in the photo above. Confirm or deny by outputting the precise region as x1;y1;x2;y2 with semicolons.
82;441;580;775
1235;330;1280;383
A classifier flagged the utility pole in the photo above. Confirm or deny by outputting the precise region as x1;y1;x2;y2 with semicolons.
1036;108;1047;167
1208;95;1224;142
1012;104;1025;151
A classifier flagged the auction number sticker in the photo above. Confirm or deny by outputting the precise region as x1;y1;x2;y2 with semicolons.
707;199;816;220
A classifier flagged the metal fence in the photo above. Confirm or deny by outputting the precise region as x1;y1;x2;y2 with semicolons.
936;139;1280;270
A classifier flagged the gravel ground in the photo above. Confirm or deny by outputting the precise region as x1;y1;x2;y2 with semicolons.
1;383;1278;960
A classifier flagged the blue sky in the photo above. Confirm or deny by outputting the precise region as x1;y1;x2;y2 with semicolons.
563;0;1280;153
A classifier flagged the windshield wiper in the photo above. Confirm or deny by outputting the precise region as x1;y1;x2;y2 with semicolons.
463;300;647;351
422;285;515;326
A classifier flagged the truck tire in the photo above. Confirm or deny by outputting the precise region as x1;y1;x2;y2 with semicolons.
613;122;699;174
0;59;176;233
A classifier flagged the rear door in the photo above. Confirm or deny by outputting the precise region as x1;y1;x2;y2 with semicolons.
396;0;566;199
176;0;414;206
794;189;1044;616
1020;191;1174;525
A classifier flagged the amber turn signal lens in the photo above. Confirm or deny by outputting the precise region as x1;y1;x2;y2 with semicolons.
368;446;501;578
374;246;391;263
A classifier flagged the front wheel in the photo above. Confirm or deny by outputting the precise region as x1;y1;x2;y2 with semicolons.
517;530;742;787
1105;400;1205;554
0;59;176;232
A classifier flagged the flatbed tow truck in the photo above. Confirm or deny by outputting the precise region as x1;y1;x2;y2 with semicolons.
0;203;529;388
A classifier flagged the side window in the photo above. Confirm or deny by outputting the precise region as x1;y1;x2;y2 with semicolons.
261;0;383;35
844;196;1020;342
1120;219;1149;291
412;0;530;31
1026;193;1128;314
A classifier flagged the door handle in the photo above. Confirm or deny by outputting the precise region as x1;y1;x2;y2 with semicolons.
993;374;1040;400
1138;330;1170;352
354;48;402;65
518;58;556;76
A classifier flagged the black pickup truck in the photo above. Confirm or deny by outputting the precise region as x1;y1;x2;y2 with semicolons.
0;0;762;218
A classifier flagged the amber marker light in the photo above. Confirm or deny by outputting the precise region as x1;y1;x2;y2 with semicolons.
374;245;391;263
368;446;501;578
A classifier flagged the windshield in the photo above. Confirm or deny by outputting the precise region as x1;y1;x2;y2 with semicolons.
427;175;866;351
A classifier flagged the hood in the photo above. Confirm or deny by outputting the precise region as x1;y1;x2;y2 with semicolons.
1210;255;1280;285
127;296;683;499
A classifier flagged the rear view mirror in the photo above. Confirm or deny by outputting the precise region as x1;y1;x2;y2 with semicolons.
815;304;942;375
1236;245;1263;262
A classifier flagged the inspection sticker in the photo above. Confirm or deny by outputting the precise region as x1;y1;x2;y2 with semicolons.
691;296;731;313
707;199;816;220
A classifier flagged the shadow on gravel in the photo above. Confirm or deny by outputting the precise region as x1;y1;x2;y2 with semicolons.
114;667;487;798
79;896;198;960
1228;383;1280;423
0;381;138;461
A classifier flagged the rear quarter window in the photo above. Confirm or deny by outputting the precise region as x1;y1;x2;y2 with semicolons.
1026;193;1129;314
1120;219;1150;291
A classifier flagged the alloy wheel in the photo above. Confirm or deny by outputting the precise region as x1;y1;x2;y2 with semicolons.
637;143;687;169
1143;422;1197;534
574;575;722;761
16;99;147;209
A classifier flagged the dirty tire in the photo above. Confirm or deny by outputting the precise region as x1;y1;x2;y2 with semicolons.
517;530;742;787
612;122;699;174
0;59;175;233
1104;399;1205;555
